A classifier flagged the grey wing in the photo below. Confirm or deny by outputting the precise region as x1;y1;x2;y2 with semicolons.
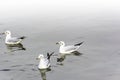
44;59;50;66
64;45;79;52
7;37;20;42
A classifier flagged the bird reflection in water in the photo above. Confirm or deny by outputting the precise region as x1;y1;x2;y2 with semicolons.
6;43;26;52
72;51;83;56
57;51;82;65
39;68;51;80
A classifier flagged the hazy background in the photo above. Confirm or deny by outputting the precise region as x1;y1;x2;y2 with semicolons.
0;0;120;42
0;0;120;28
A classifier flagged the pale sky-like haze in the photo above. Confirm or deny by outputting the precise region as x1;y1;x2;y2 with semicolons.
0;0;120;18
0;0;120;30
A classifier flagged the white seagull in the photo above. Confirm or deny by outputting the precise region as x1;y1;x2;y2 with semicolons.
1;30;25;45
36;52;54;69
56;41;83;54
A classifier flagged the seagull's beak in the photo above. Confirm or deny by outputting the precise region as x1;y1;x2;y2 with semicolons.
56;42;59;44
36;58;39;60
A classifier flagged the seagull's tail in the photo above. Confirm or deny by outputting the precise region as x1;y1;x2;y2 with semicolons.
74;41;84;46
47;52;54;60
19;36;26;39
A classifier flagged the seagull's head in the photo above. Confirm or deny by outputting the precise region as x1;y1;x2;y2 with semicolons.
4;30;11;36
0;30;11;36
56;41;65;46
36;54;44;60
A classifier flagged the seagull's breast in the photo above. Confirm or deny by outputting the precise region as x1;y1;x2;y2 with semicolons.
38;59;50;69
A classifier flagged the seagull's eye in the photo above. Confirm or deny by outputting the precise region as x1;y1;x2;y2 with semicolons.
61;42;63;45
7;32;10;34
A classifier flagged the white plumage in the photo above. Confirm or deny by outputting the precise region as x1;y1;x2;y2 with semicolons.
37;54;50;69
56;41;83;54
37;52;54;69
2;30;25;45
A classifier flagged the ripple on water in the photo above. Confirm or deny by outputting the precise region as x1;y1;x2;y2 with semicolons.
0;69;11;71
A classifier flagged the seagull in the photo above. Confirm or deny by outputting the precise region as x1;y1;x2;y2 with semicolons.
56;41;83;54
36;52;54;69
0;30;25;45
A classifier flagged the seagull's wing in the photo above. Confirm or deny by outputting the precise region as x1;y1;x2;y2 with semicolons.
44;58;50;67
17;36;26;39
47;52;54;60
7;37;20;43
63;45;79;52
74;42;84;46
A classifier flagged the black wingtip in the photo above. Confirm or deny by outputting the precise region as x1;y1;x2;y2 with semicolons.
19;36;26;39
74;41;84;46
47;52;54;60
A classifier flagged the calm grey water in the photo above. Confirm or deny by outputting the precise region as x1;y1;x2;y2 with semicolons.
0;0;120;80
